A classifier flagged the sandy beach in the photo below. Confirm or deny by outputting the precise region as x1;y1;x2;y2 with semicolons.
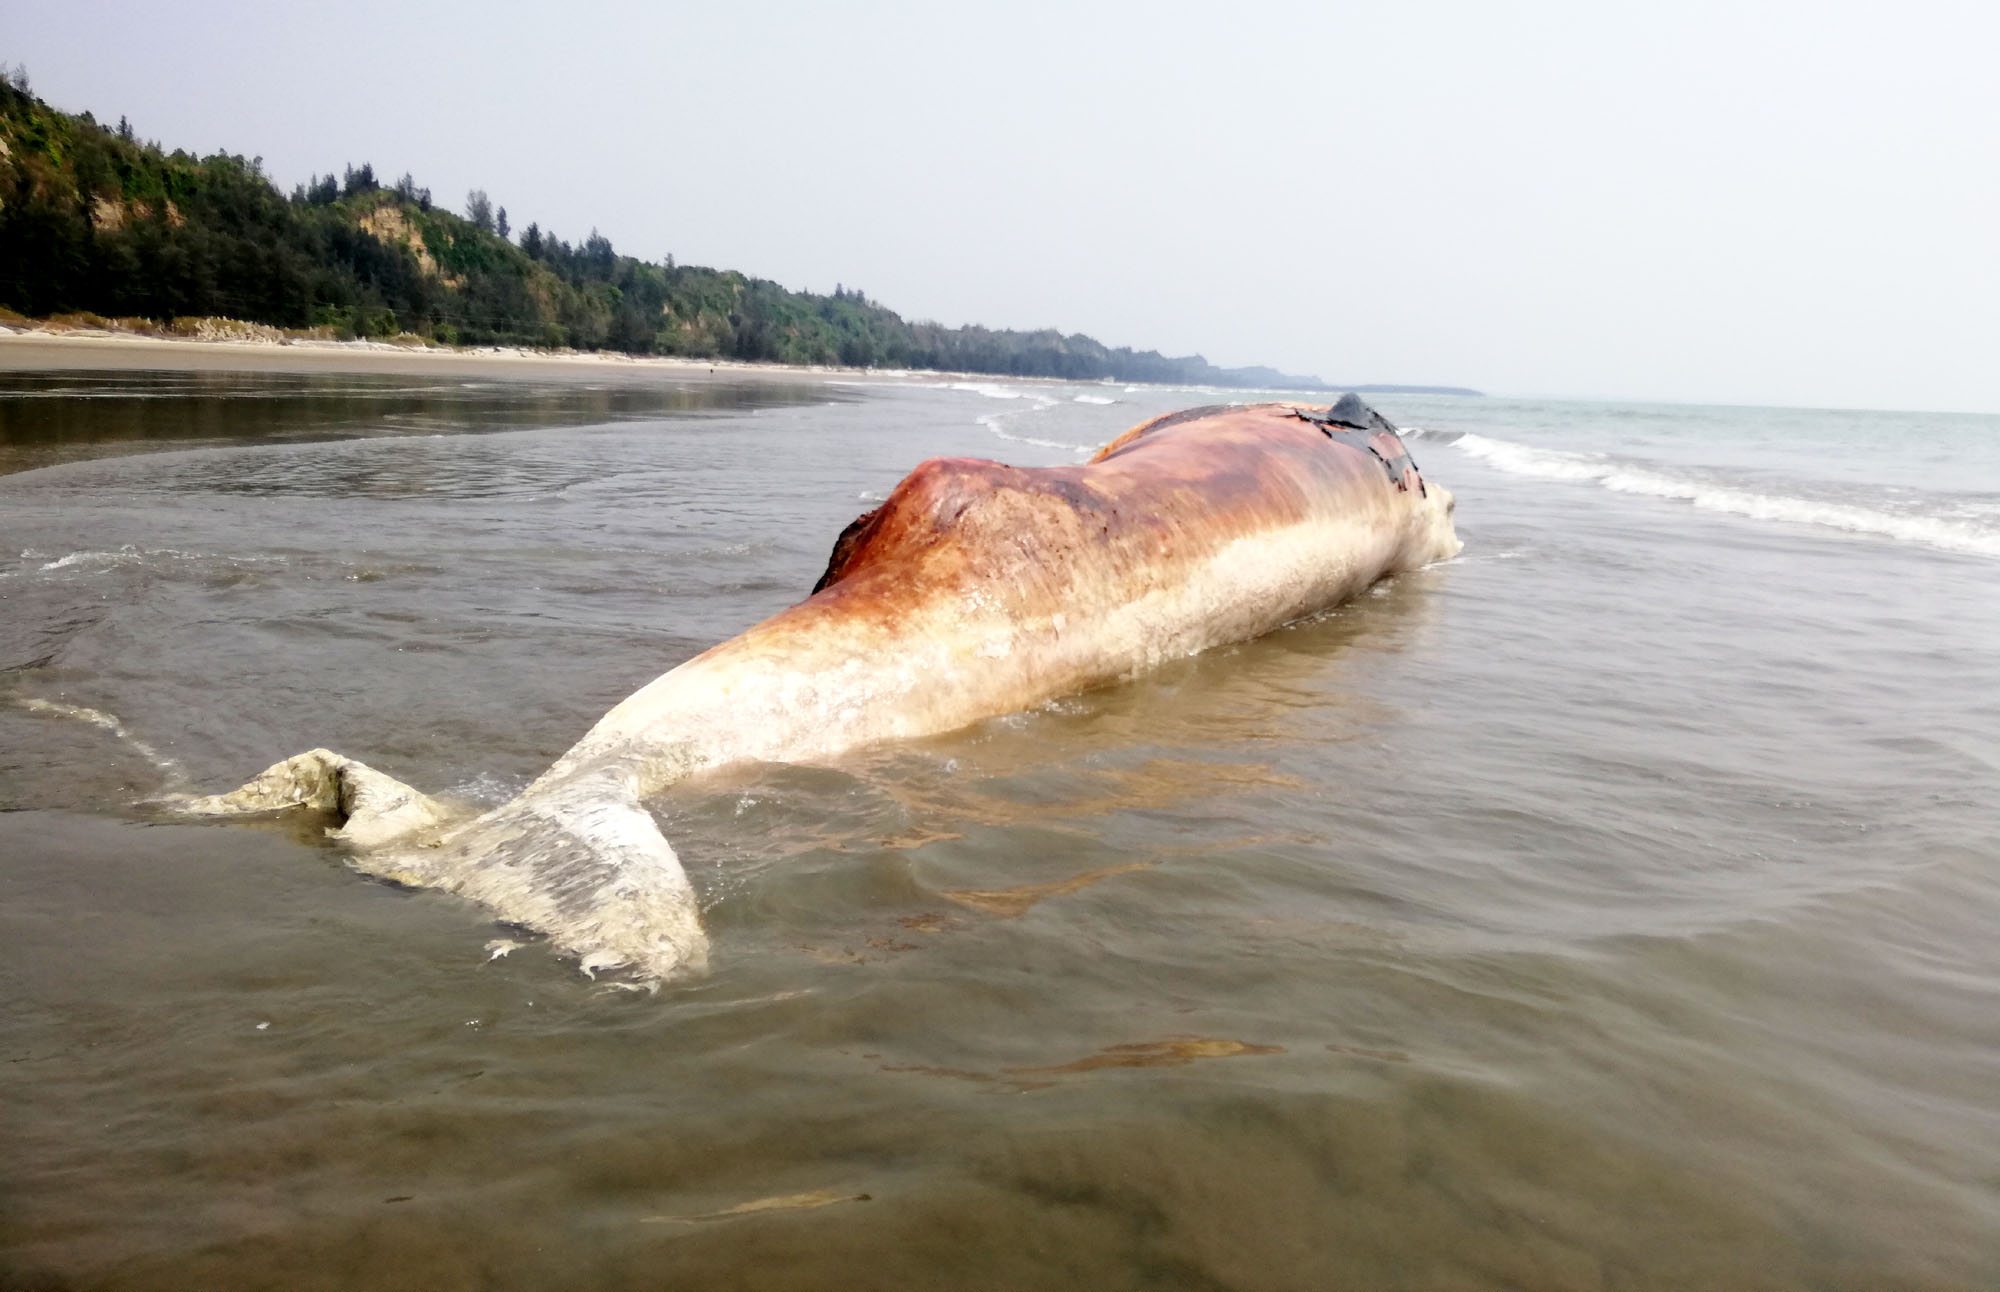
0;326;859;384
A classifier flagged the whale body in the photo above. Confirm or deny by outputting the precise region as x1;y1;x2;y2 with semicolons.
186;397;1461;982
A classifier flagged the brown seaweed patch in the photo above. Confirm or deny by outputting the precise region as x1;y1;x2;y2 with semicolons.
1005;1036;1282;1077
943;861;1154;918
642;1189;872;1224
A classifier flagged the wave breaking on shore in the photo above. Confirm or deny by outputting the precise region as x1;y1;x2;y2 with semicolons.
1433;429;2000;558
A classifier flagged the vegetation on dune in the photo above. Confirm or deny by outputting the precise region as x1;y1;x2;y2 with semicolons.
0;70;1477;394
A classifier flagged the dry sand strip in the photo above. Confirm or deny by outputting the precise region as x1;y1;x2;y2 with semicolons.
0;327;871;385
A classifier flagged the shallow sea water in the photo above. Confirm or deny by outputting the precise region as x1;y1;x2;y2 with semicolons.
1;368;1996;1290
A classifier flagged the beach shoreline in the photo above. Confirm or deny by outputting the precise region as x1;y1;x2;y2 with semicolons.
0;325;1417;398
0;324;887;384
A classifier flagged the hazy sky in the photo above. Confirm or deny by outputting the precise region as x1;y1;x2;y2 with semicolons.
10;1;1998;410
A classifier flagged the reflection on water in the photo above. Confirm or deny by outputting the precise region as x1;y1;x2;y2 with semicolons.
645;1188;875;1224
1005;1036;1284;1076
0;368;836;475
2;374;1997;1289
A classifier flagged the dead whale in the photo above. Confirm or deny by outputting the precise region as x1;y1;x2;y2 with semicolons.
184;397;1461;982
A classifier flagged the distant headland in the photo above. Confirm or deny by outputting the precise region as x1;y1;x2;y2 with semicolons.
0;73;1479;396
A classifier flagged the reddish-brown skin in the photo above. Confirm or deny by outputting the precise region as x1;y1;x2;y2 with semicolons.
804;401;1427;632
550;398;1457;786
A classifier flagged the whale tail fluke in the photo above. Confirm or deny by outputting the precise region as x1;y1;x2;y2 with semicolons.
176;747;454;847
399;775;710;985
181;752;709;985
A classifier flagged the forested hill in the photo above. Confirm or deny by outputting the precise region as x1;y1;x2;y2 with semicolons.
0;77;1486;392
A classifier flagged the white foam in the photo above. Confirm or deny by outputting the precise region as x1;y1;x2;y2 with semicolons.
16;699;188;786
449;770;529;807
949;385;1095;458
1451;433;2000;558
40;549;138;572
940;381;1025;400
1072;394;1116;405
1453;434;1609;482
29;545;283;575
974;412;1092;455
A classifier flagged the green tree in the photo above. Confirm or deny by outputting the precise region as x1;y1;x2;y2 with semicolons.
0;79;1344;388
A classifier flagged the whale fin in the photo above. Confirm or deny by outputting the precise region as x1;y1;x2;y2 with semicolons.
176;747;453;848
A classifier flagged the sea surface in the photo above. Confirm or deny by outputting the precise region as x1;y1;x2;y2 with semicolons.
1;365;1996;1290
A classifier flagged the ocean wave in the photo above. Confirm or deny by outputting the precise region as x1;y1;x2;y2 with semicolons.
1072;394;1117;405
34;545;221;573
40;550;128;572
1450;433;2000;558
940;381;1027;401
952;383;1095;456
16;698;187;787
974;412;1092;455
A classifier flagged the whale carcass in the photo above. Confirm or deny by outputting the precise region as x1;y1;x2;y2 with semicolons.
185;395;1462;982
